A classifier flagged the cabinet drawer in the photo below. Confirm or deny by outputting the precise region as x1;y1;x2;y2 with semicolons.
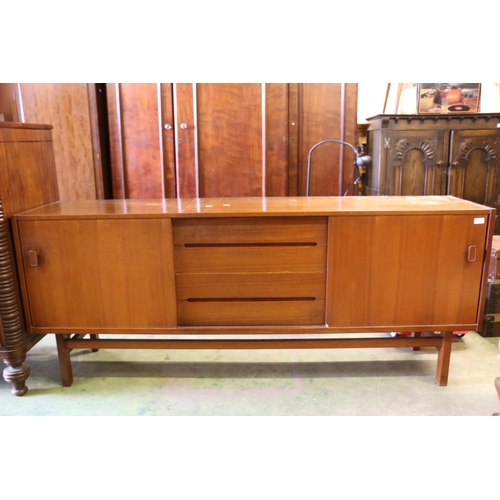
176;272;326;299
174;216;327;326
175;245;326;273
178;299;326;326
174;216;327;273
173;217;328;245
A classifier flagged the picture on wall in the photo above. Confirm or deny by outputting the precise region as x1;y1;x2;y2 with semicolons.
418;83;481;114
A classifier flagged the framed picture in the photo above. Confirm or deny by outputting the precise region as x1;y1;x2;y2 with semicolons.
418;83;481;114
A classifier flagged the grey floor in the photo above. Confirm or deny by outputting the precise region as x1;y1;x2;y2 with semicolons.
1;330;499;416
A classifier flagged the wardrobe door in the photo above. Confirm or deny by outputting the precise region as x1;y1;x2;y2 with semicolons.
19;83;109;200
106;83;176;199
106;83;359;199
174;83;289;198
296;83;358;196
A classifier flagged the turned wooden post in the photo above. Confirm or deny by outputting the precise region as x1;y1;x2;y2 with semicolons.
494;340;500;416
0;198;29;396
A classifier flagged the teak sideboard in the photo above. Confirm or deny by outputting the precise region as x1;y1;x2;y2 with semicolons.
11;195;495;389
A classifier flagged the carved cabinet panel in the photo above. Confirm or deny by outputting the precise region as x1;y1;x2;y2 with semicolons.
384;130;448;196
448;129;500;211
366;114;500;233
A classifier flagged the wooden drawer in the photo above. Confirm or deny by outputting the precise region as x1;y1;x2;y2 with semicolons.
173;217;327;326
174;217;327;273
174;245;326;273
177;299;326;326
176;272;326;300
173;217;328;244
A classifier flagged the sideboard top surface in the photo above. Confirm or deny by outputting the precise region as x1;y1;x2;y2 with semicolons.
0;122;53;131
13;196;494;220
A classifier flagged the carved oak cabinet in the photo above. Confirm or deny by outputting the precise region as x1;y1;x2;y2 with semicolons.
365;114;500;233
11;196;495;388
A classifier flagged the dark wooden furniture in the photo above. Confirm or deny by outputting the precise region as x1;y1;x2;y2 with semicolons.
106;83;358;198
11;196;494;389
495;366;500;415
0;122;59;395
495;341;500;416
365;113;500;233
478;236;500;337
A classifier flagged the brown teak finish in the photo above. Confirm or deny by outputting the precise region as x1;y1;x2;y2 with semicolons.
327;213;488;328
12;196;495;387
173;217;327;326
17;219;177;330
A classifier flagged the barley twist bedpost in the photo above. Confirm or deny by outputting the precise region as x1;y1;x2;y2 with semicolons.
0;197;29;396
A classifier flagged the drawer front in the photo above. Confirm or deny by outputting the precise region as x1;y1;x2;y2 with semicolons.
176;272;326;300
174;217;327;326
174;246;326;273
178;299;326;326
173;217;328;245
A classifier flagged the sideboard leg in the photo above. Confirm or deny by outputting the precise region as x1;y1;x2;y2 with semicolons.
90;333;99;352
435;331;453;386
494;377;500;416
55;335;74;387
412;331;421;351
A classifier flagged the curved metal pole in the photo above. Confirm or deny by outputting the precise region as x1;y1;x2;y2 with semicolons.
306;139;368;196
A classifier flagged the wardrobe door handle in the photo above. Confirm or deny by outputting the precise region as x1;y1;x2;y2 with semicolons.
28;250;38;267
467;246;477;262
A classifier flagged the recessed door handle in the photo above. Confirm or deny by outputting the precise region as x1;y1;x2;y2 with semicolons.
467;246;477;262
28;250;38;267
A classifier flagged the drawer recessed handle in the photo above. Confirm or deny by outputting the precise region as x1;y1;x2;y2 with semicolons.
28;250;38;267
467;246;477;262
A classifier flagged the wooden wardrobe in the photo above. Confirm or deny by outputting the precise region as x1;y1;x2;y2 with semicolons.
106;83;359;198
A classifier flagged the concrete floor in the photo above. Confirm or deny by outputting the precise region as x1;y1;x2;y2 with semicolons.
1;331;499;416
